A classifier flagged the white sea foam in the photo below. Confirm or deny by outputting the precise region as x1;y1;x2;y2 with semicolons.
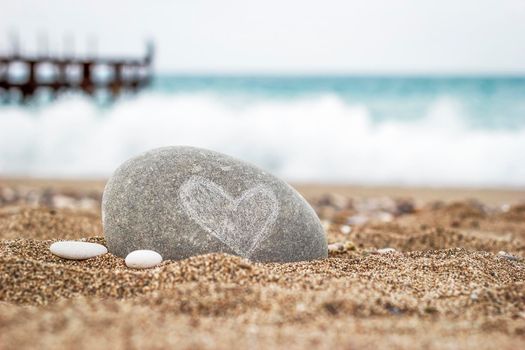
1;93;524;187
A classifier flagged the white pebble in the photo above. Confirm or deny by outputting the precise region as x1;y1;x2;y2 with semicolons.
498;251;518;261
125;250;163;269
328;242;345;252
377;212;394;222
377;247;397;254
347;215;369;226
340;225;352;234
50;241;108;260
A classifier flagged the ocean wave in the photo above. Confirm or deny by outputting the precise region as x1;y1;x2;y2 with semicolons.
1;93;524;187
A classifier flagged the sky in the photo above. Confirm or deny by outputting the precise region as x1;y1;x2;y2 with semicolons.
1;0;524;74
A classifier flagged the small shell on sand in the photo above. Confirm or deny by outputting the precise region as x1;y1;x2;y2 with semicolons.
125;250;163;269
50;241;108;260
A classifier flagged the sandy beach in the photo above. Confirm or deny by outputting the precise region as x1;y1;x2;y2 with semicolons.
1;178;524;349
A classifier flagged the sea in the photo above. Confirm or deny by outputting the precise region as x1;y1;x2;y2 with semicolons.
1;75;525;187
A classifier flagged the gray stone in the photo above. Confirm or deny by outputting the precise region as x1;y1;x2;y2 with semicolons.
102;146;327;262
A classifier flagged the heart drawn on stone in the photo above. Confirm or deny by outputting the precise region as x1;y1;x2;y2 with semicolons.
179;176;279;258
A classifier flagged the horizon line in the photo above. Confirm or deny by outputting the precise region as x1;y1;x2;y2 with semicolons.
153;71;525;78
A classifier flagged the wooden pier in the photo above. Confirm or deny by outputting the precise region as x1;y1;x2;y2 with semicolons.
0;40;154;101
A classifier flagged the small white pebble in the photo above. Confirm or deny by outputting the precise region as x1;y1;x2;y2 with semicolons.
377;212;394;222
377;247;397;254
497;251;518;261
327;241;355;253
50;241;107;260
340;225;352;234
125;250;163;269
347;215;368;226
328;242;344;252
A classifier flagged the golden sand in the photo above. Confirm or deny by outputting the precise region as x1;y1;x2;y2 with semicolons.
0;181;524;349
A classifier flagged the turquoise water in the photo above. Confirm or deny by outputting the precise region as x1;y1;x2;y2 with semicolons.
154;75;525;129
1;75;525;185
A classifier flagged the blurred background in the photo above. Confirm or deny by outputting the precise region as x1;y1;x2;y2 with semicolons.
1;0;524;187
